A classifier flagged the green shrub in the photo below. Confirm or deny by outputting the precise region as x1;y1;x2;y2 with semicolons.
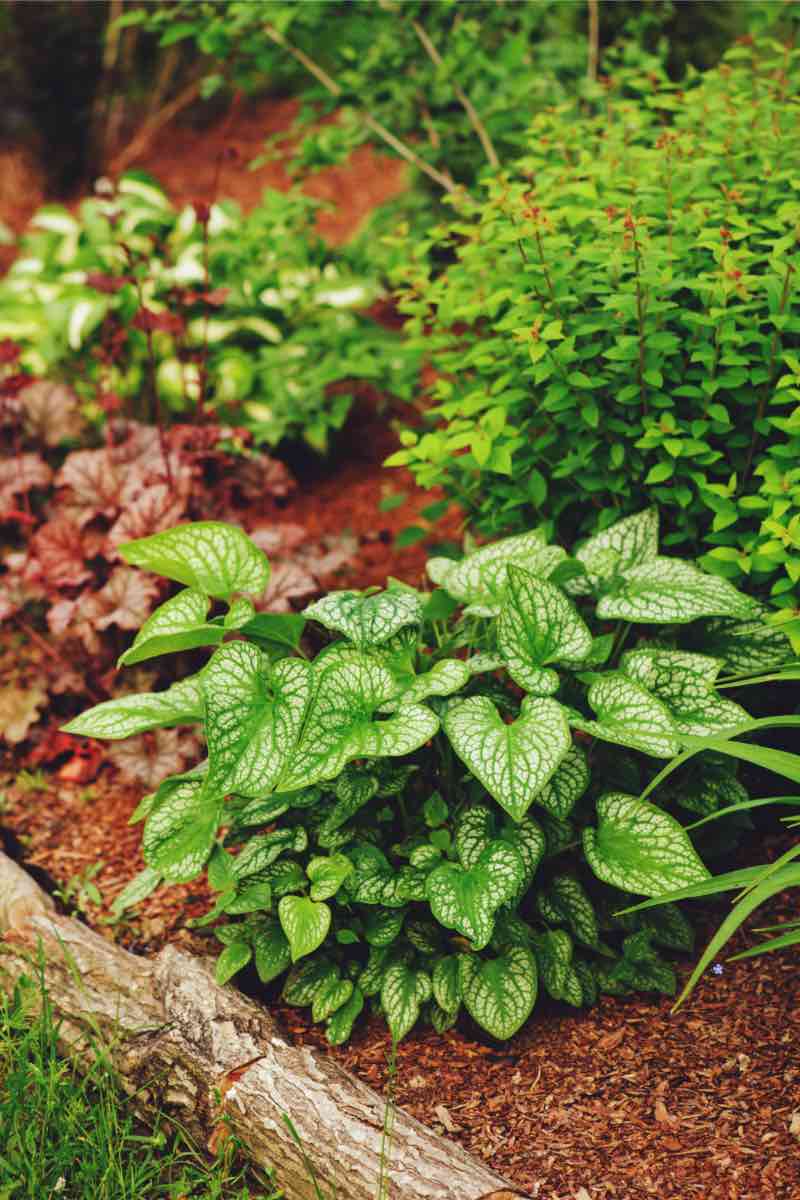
0;173;413;452
388;39;800;636
65;509;792;1043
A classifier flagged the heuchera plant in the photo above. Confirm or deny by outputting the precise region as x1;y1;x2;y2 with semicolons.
65;510;792;1043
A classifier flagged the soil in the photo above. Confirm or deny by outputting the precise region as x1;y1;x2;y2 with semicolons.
2;96;800;1200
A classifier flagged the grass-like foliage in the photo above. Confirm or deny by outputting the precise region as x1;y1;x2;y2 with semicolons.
65;510;794;1043
0;971;280;1199
390;38;800;635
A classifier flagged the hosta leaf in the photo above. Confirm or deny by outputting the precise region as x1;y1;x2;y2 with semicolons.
530;745;589;819
215;942;252;986
531;928;573;1000
460;946;537;1039
278;896;332;962
570;673;680;758
278;656;438;792
203;642;312;797
312;976;354;1023
381;658;470;711
428;529;567;616
444;695;570;822
572;508;659;593
498;567;592;693
282;956;336;1005
142;779;220;882
120;521;269;599
426;841;525;950
696;616;792;674
364;906;406;946
549;875;600;948
621;649;747;737
118;589;224;667
598;559;761;624
326;985;364;1045
583;792;710;896
252;916;292;983
307;853;353;901
62;674;204;739
303;589;422;647
432;954;462;1013
381;963;432;1042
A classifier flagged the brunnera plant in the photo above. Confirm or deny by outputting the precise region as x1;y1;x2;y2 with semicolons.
65;509;792;1043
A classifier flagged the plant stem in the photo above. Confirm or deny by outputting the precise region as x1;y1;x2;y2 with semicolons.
587;0;600;82
741;261;795;488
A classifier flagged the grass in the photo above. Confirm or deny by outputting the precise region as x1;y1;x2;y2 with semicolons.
0;971;283;1200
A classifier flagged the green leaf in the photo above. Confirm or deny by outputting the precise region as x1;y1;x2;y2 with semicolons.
598;559;762;624
282;956;336;1006
118;589;224;667
530;928;573;1000
583;792;710;896
239;612;306;655
142;779;220;882
571;508;659;593
530;745;589;819
444;695;571;822
203;642;313;798
312;976;354;1023
381;963;432;1041
278;896;332;962
215;942;252;986
428;529;567;616
432;954;462;1013
108;866;162;918
548;876;600;948
498;815;546;899
232;829;304;878
62;674;204;739
426;841;525;950
460;946;537;1038
699;616;791;674
120;521;269;599
455;805;494;869
381;658;470;711
307;853;353;901
621;649;747;737
279;655;439;792
364;906;406;946
570;673;680;758
498;567;592;693
326;985;364;1045
303;589;422;647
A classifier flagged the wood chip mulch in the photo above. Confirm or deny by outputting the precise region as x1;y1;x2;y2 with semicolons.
2;777;799;1200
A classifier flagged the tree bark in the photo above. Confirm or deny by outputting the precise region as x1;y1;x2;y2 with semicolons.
0;849;527;1200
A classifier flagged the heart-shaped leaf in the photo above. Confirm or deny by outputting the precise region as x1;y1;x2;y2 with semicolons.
444;694;571;821
570;508;659;594
432;954;462;1013
215;942;252;986
380;658;470;711
696;616;791;674
583;792;710;896
498;567;592;693
203;641;313;798
312;975;354;1023
459;946;537;1039
428;529;567;617
118;588;224;667
326;985;365;1045
307;853;353;901
364;906;406;946
455;805;495;869
529;745;589;819
232;828;305;878
620;649;748;738
304;589;423;647
547;875;600;948
570;674;680;758
62;673;204;739
530;928;573;1000
426;841;525;949
252;916;292;983
120;521;269;598
381;962;432;1041
597;558;761;624
142;778;220;882
278;895;332;962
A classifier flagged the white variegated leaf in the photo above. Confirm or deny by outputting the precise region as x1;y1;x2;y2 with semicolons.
326;985;365;1045
621;648;748;737
499;816;545;898
278;895;332;962
460;946;537;1039
529;745;589;819
142;778;220;882
444;694;571;822
203;642;313;798
548;875;600;948
381;658;470;711
583;791;710;896
570;674;680;758
62;673;204;740
531;928;573;1000
303;589;422;647
432;954;462;1013
426;841;524;950
569;508;659;594
498;567;592;693
428;529;567;616
120;520;269;598
381;963;432;1041
697;616;792;673
597;558;762;624
252;917;292;984
312;976;354;1023
118;588;223;666
455;805;494;869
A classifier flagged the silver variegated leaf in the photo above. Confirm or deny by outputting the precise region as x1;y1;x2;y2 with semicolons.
381;658;470;711
498;567;592;693
460;946;537;1039
303;589;422;647
425;841;525;950
529;745;589;819
531;928;573;1000
120;520;269;598
306;853;353;901
621;648;748;737
444;694;571;822
696;615;792;673
570;508;659;595
583;791;710;896
364;906;406;947
455;805;494;869
62;673;204;740
428;529;566;617
118;588;224;667
570;674;680;758
312;975;354;1023
203;642;313;798
282;956;336;1005
549;875;600;948
326;985;365;1045
142;778;220;882
432;954;462;1013
381;963;432;1041
597;558;762;624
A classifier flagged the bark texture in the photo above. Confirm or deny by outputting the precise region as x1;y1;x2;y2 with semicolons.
0;849;527;1200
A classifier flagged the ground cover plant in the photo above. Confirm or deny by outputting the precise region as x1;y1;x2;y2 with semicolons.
63;508;793;1045
388;37;800;633
0;172;413;453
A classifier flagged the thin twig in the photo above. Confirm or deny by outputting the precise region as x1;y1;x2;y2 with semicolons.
261;21;456;193
587;0;600;82
109;71;205;176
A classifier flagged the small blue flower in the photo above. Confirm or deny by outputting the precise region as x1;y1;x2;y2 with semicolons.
711;962;724;977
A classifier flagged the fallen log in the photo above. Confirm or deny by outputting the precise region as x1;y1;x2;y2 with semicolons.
0;849;527;1200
